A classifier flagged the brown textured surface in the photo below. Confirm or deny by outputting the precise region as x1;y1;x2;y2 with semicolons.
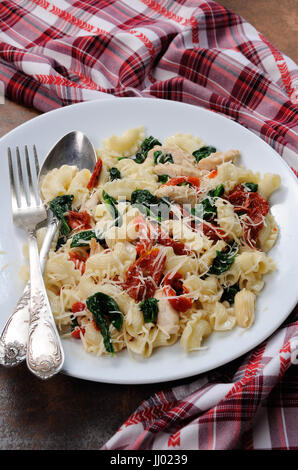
218;0;298;64
0;1;296;450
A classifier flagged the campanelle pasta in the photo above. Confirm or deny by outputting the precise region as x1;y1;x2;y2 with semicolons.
36;127;280;358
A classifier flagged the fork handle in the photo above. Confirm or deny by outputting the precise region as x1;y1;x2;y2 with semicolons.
26;228;64;379
0;215;59;368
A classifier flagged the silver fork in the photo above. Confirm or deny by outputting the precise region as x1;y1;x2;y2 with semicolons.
6;146;64;380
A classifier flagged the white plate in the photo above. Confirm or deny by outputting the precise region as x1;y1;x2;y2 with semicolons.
1;98;298;384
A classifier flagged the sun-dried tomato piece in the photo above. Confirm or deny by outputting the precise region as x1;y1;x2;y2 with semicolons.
162;176;200;190
227;186;269;247
71;302;86;313
87;158;103;189
124;248;166;301
66;210;92;231
71;327;85;339
163;272;192;312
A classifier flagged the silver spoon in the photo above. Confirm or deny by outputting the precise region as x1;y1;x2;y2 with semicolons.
0;131;97;370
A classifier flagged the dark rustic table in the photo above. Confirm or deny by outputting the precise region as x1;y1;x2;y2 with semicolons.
0;0;297;450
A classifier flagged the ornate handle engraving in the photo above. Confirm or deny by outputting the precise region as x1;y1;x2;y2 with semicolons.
26;229;64;379
0;214;60;369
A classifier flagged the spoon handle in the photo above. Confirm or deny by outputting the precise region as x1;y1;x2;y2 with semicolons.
0;215;59;367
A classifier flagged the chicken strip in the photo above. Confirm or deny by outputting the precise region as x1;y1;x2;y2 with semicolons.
155;184;199;206
154;289;180;336
197;149;239;171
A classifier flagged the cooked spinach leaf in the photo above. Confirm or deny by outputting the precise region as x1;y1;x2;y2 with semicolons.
102;190;122;227
131;189;170;221
131;189;159;206
109;167;121;181
208;184;224;198
153;151;174;165
49;194;74;235
141;135;161;154
158;174;170;183
220;283;240;304
242;182;258;192
209;242;238;275
86;292;123;354
120;136;162;164
191;184;224;222
55;234;68;251
70;230;104;248
139;298;159;323
192;146;216;163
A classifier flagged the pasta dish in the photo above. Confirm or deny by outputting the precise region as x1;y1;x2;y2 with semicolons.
37;127;280;358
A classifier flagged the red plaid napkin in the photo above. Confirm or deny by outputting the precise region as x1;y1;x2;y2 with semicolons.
0;0;297;450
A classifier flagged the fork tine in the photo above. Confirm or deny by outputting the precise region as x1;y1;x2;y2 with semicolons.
16;147;28;207
32;145;42;205
7;147;19;211
33;145;40;176
25;145;37;206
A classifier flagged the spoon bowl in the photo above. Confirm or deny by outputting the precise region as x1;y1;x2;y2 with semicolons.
38;130;97;182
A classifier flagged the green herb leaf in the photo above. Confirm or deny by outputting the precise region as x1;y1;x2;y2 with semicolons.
220;283;240;304
102;190;122;227
70;230;104;248
242;182;258;192
140;136;162;156
86;292;123;354
208;184;224;198
209;242;238;275
158;174;170;183
191;185;224;222
49;195;74;235
131;189;159;206
120;136;162;164
109;167;121;181
139;298;159;323
192;146;216;163
131;190;170;221
154;151;174;165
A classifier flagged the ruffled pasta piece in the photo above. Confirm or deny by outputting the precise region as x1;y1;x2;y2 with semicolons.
215;198;242;239
234;288;256;328
102;126;145;157
84;242;137;281
258;173;281;200
184;275;223;303
258;213;278;252
207;162;260;193
163;219;211;255
180;313;212;352
82;321;126;356
202;301;236;331
164;133;204;155
102;178;158;200
44;251;82;293
40;165;78;202
153;329;179;348
164;247;199;277
67;169;91;209
116;156;157;180
127;324;159;357
218;248;276;294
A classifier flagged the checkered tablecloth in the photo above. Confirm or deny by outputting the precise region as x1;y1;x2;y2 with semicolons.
0;0;297;450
